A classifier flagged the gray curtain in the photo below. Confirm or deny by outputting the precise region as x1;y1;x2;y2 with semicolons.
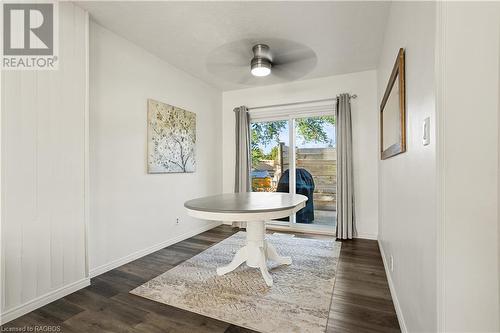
233;106;251;228
336;94;356;239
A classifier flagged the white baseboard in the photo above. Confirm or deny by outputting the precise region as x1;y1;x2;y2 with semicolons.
355;233;378;240
0;278;90;325
0;222;222;325
90;221;222;278
378;240;408;333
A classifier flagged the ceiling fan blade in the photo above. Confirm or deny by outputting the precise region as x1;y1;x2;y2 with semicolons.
206;39;255;77
272;60;315;81
273;48;316;66
206;60;247;69
271;66;300;81
272;58;317;81
205;37;317;86
225;40;255;59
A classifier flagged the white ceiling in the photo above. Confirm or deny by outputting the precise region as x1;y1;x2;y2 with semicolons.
77;1;390;91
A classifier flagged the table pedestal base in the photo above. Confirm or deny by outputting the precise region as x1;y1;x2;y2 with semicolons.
216;221;291;287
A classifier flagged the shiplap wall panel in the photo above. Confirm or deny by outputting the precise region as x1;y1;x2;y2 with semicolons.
36;68;52;298
1;2;87;318
20;70;38;305
2;71;23;310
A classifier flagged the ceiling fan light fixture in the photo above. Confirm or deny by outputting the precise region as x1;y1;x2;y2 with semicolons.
250;44;272;77
251;58;272;77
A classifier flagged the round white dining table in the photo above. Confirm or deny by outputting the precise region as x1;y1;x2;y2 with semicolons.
184;192;308;286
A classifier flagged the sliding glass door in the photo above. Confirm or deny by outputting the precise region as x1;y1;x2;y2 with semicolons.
250;110;336;233
250;120;289;193
293;116;336;228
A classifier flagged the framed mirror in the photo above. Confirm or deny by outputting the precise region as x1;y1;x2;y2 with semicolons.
380;48;406;160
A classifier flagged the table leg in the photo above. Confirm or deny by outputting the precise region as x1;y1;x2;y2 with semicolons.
216;221;292;287
216;246;247;276
258;247;274;287
266;242;292;265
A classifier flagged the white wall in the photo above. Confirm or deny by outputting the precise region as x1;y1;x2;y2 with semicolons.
89;22;222;275
1;3;89;323
376;2;437;332
437;2;500;331
222;71;379;239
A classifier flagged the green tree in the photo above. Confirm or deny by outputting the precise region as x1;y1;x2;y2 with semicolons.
251;121;287;148
251;117;335;166
296;116;335;144
251;116;335;147
267;146;280;161
251;147;265;167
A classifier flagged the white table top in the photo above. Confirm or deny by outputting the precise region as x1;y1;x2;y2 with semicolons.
184;192;308;214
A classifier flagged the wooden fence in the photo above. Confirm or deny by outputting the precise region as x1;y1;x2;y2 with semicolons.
281;144;336;211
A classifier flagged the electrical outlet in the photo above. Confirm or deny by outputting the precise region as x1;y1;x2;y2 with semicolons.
390;255;394;272
176;218;180;225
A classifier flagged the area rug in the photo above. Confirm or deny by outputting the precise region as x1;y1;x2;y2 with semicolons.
130;232;341;333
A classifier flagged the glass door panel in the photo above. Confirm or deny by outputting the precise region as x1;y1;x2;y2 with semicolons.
250;120;289;195
294;116;336;229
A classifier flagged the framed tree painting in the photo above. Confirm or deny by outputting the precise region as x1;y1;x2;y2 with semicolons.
147;99;196;173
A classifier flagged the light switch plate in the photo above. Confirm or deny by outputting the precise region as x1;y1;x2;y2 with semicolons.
423;117;430;146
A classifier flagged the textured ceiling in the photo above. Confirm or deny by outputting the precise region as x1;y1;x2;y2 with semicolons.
77;1;390;91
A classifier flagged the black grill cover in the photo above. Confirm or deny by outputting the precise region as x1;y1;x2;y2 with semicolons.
276;168;315;223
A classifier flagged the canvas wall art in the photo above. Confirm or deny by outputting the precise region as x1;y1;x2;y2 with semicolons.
147;99;196;173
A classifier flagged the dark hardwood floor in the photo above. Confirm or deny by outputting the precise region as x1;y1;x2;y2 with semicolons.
1;225;400;333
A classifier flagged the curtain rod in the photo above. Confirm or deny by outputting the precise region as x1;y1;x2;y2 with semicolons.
245;94;357;111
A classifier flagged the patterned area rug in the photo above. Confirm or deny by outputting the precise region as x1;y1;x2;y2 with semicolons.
131;232;341;333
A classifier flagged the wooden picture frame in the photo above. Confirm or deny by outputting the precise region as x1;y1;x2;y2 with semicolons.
380;48;406;160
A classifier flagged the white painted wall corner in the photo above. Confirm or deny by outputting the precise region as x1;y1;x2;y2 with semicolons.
378;240;408;333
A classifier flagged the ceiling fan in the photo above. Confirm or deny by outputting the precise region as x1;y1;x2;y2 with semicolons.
206;38;317;85
250;44;273;77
